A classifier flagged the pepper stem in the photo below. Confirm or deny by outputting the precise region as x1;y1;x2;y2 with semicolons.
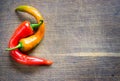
6;20;43;51
30;20;43;30
5;42;22;51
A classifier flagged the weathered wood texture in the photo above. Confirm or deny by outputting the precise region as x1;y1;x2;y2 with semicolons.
0;0;120;81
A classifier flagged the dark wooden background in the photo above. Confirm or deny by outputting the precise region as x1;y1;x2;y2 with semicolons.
0;0;120;81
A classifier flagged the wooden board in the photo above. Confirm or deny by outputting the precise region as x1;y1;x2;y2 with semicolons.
0;0;120;81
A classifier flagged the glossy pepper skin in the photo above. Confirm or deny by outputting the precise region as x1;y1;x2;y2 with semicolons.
15;5;43;22
8;21;52;65
20;22;45;51
9;21;34;47
6;20;43;51
13;5;45;52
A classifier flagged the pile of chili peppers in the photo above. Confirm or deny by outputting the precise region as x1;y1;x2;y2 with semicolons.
6;5;53;66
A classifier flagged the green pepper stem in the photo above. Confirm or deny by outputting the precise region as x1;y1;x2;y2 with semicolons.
5;42;22;51
5;20;43;51
30;20;43;30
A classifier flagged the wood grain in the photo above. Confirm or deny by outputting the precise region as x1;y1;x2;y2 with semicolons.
0;0;120;81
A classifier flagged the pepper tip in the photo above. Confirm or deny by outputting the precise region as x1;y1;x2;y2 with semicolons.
46;60;53;65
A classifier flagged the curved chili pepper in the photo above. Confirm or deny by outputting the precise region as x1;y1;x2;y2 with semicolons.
19;22;45;51
7;5;53;65
6;20;43;51
7;5;45;52
15;5;43;22
7;22;45;52
8;21;52;65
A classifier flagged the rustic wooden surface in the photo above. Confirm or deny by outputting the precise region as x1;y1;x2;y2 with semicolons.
0;0;120;81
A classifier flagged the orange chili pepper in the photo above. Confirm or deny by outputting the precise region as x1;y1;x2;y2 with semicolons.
7;5;45;52
6;5;53;66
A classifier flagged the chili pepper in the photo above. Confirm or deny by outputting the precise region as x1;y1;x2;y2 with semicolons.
8;21;52;65
7;5;53;65
8;20;41;46
6;20;43;51
6;21;45;52
15;5;43;22
19;22;45;51
7;5;45;52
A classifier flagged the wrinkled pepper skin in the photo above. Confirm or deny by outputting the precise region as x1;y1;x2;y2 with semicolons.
15;5;45;52
9;21;52;65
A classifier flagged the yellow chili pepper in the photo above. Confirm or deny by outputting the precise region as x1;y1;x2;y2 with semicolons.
7;5;45;52
15;5;44;22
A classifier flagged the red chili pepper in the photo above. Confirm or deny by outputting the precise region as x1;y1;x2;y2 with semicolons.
8;21;53;65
